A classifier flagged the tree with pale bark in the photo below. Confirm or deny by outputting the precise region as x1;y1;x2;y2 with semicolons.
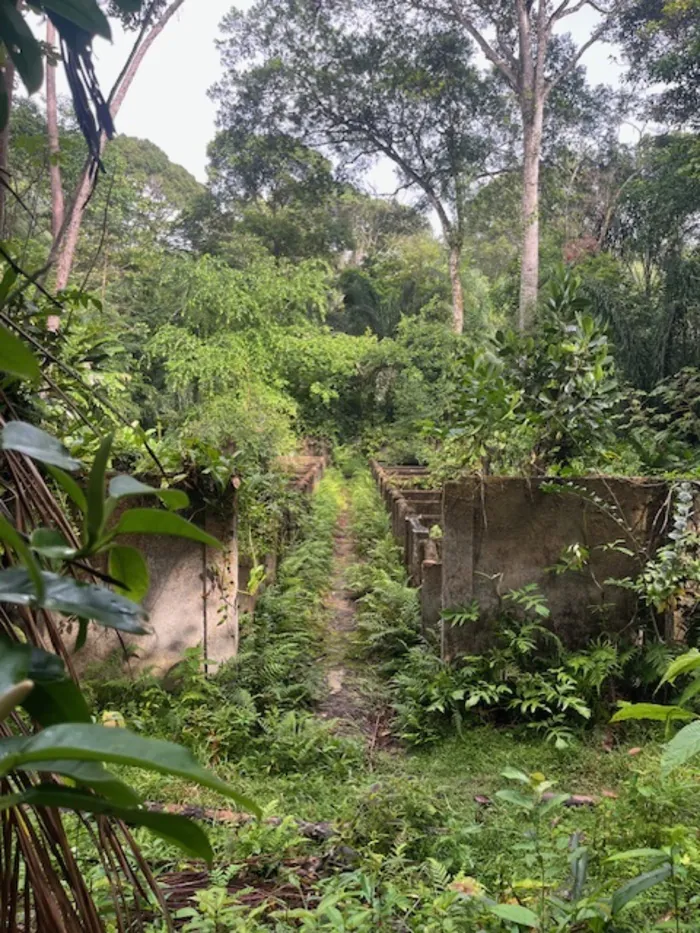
46;0;188;297
212;0;510;335
424;0;628;329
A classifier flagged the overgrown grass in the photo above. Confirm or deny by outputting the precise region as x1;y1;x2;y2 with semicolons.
84;467;700;931
89;470;364;780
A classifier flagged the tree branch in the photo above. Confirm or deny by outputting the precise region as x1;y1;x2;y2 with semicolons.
545;9;616;95
447;0;518;89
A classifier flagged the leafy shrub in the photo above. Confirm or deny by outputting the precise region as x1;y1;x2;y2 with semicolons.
348;469;638;749
428;265;626;479
253;710;364;776
347;473;421;672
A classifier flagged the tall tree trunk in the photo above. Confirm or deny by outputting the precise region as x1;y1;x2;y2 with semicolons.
518;97;544;331
53;167;93;292
448;242;464;335
46;20;64;241
0;57;16;240
51;0;187;292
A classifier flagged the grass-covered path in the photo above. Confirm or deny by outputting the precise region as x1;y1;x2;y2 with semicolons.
316;486;391;748
88;468;700;930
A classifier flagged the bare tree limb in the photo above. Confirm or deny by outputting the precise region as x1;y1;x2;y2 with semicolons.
46;20;65;241
447;0;519;88
49;0;188;292
0;56;15;238
545;12;615;95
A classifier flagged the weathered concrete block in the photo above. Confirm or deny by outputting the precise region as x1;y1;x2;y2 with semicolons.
405;516;429;584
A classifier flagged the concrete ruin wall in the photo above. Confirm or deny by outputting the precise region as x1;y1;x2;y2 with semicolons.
372;464;671;659
79;456;325;677
441;477;668;657
370;462;444;638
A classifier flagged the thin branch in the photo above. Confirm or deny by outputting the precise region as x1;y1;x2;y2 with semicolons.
545;12;615;95
0;264;169;477
549;0;589;24
107;1;160;106
79;172;115;293
447;0;518;88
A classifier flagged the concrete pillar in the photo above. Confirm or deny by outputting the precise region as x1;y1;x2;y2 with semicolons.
421;559;443;639
406;516;429;584
441;480;479;660
393;496;409;543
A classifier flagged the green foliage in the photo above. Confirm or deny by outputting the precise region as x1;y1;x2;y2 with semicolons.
0;416;256;884
626;483;700;624
429;266;623;478
612;647;700;775
347;470;641;750
619;1;700;128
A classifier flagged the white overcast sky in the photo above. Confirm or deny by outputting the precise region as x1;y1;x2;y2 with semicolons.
50;1;626;186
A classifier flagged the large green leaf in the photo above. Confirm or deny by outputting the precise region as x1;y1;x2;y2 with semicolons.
0;786;213;863
16;761;141;807
0;324;40;383
0;265;17;303
42;1;111;39
108;475;189;511
0;568;150;635
661;721;700;776
658;649;700;689
487;903;539;927
610;702;696;724
108;546;149;602
501;766;530;784
1;422;80;470
495;789;532;809
0;639;63;686
86;435;113;547
46;465;87;513
0;641;29;695
0;723;260;815
27;644;65;682
0;0;44;92
113;509;222;549
605;848;667;864
0;516;44;600
30;528;76;560
24;677;92;727
611;864;672;915
0;639;90;725
677;676;700;709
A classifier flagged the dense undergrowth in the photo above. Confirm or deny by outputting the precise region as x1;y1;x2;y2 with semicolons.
88;471;364;779
81;468;700;932
346;471;680;751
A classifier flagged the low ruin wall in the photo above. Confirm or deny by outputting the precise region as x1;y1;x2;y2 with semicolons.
441;477;668;658
372;465;672;659
79;456;326;677
371;462;444;638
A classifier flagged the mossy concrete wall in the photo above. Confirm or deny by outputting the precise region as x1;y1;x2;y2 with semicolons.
371;465;673;659
78;503;243;676
79;456;325;677
441;477;668;658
